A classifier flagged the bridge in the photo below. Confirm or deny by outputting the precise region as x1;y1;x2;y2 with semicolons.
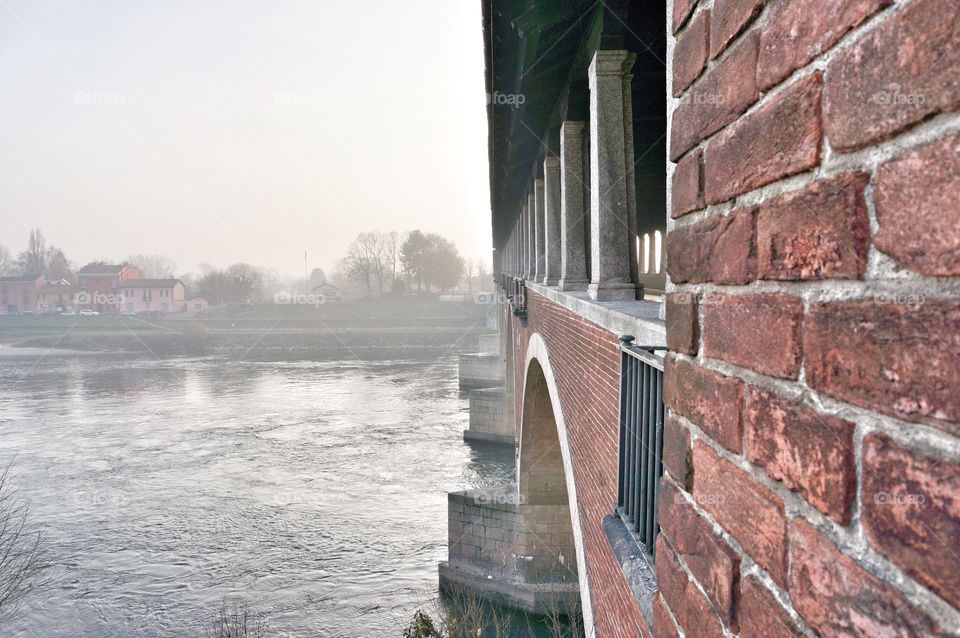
443;1;960;637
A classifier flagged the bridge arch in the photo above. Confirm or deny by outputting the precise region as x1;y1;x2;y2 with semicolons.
519;332;595;632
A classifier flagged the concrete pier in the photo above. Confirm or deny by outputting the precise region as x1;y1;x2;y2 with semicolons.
463;387;514;445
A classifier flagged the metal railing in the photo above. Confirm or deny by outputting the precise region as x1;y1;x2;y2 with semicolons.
616;335;666;555
506;276;526;317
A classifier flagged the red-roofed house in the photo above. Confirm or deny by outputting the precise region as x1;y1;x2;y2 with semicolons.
76;263;141;313
118;279;185;314
0;274;43;314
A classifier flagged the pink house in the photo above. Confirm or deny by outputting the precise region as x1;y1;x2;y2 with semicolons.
76;263;142;313
180;296;210;313
118;279;185;314
0;274;43;314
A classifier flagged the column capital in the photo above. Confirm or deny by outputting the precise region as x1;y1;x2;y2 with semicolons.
589;49;634;78
544;155;560;169
560;120;585;137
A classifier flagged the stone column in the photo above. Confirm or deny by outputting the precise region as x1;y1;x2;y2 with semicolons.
542;156;561;285
587;49;636;301
558;121;589;290
622;53;640;295
534;179;544;282
527;191;535;280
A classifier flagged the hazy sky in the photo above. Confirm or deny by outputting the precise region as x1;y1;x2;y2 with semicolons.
0;0;492;276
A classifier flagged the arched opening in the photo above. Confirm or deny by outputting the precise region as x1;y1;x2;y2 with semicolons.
517;357;582;617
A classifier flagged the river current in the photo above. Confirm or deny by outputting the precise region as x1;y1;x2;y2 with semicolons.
0;351;514;637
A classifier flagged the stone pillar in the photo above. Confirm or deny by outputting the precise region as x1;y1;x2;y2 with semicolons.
587;50;636;301
558;121;589;290
542;156;561;285
622;53;640;296
527;191;536;281
534;179;544;282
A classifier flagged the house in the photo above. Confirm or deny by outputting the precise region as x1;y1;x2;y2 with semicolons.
117;279;185;314
38;280;78;314
180;296;211;313
0;274;43;314
310;282;341;302
76;263;142;313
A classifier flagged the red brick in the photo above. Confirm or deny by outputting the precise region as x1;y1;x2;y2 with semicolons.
665;291;699;355
665;208;756;285
738;575;804;638
804;299;960;434
664;356;743;453
702;293;803;379
824;0;960;152
673;0;699;34
692;441;788;586
670;31;759;160
652;593;680;638
662;415;692;490
874;133;960;276
789;518;946;637
704;73;822;203
654;535;726;638
746;386;855;522
862;433;960;609
671;148;704;218
711;0;766;58
758;0;891;90
658;480;740;624
756;172;870;280
673;9;710;96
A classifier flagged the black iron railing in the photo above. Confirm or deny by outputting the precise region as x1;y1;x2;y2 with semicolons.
616;335;666;555
509;276;527;317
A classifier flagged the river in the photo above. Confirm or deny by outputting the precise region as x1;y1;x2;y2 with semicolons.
0;350;516;637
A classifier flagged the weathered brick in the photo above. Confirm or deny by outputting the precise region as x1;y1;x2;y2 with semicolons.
673;9;710;96
652;593;680;638
789;518;946;637
692;441;788;586
665;292;699;355
711;0;766;59
862;434;960;610
655;535;726;638
662;416;692;490
874;133;960;276
824;0;960;152
670;30;759;160
666;208;756;285
702;293;803;379
673;0;699;34
758;0;891;90
746;386;855;522
738;575;804;638
659;480;740;624
704;72;822;203
804;299;960;434
671;148;704;218
756;172;870;280
664;356;743;453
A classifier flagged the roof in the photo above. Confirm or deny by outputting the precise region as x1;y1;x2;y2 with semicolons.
78;263;128;275
0;274;42;282
40;283;77;293
119;279;183;288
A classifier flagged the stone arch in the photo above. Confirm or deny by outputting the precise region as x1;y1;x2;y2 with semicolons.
519;332;595;632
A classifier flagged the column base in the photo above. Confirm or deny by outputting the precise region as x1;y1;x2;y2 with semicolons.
557;278;589;291
588;282;636;301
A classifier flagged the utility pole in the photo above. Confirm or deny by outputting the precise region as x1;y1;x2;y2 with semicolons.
304;251;308;297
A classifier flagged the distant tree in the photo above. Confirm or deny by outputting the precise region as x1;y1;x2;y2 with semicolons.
400;230;430;292
45;247;73;283
225;263;263;303
126;254;176;279
15;230;46;275
383;231;402;287
343;232;389;294
426;235;464;292
308;267;326;288
0;245;14;276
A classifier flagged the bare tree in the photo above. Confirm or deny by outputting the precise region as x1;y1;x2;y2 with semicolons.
15;229;46;275
126;254;177;279
0;460;47;624
0;245;14;276
205;597;266;638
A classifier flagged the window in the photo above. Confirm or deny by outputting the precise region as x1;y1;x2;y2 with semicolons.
616;338;665;556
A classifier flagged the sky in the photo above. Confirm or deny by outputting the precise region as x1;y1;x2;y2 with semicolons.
0;0;492;277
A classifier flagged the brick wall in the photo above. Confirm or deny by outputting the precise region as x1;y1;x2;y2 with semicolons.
511;291;652;637
663;0;960;636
